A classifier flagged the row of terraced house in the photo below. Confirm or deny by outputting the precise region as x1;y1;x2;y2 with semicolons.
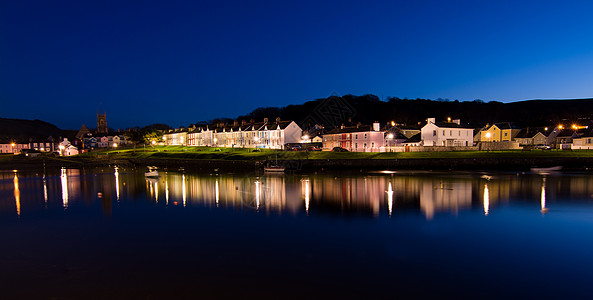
163;116;593;152
163;118;303;150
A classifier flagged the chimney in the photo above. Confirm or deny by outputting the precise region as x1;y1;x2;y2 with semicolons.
373;122;380;132
233;120;238;126
357;122;361;128
241;120;246;125
452;119;460;125
250;119;255;124
341;124;345;129
276;117;281;123
263;117;268;123
427;118;436;124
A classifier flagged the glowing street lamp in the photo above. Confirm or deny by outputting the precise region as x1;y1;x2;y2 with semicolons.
113;143;118;148
152;140;156;145
558;125;563;130
387;133;394;139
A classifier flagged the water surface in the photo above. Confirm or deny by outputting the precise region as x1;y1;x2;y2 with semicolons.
2;168;593;299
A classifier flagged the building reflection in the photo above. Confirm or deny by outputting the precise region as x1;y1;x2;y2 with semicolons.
14;172;20;216
484;184;489;216
419;179;472;219
7;168;593;217
61;168;69;209
387;182;393;216
541;177;548;214
114;167;120;201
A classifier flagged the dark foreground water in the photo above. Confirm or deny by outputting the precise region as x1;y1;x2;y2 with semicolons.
2;167;593;299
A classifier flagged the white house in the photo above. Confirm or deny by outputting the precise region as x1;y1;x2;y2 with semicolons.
186;118;302;149
572;131;593;149
421;118;474;147
59;138;79;156
163;130;188;146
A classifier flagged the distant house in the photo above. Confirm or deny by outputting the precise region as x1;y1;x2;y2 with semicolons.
323;122;384;152
82;136;98;149
572;130;593;150
163;130;188;146
384;125;418;147
0;142;29;154
421;118;474;147
97;135;127;148
58;138;79;156
402;132;422;147
479;122;521;142
28;136;55;152
553;129;580;149
513;128;550;146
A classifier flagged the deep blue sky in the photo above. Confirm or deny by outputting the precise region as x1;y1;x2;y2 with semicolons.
1;0;593;129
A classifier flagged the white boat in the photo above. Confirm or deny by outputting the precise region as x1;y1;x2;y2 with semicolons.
264;152;285;172
264;165;286;172
145;167;159;178
531;166;562;172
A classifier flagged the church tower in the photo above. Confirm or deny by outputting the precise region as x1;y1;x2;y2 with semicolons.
97;111;107;133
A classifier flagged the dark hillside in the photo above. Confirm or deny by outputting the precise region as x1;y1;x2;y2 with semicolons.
237;95;593;129
0;118;63;143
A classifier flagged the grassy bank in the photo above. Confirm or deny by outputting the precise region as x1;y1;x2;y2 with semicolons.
3;147;593;172
75;146;593;160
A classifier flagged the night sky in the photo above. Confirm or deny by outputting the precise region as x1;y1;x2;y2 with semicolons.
1;0;592;130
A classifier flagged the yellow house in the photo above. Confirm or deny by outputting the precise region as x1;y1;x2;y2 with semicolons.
480;122;521;142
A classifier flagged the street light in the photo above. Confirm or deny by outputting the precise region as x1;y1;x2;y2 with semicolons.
113;143;118;148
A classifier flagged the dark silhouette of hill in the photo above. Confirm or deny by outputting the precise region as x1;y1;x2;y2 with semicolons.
0;118;64;143
236;95;593;129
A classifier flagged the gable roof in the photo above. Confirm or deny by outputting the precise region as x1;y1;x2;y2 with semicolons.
492;122;520;130
431;122;472;129
515;127;548;139
403;132;421;143
326;125;376;134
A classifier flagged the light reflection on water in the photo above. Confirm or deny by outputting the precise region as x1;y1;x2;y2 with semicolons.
2;167;593;219
3;168;593;298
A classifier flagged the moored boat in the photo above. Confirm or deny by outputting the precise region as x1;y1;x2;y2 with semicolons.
531;166;562;172
264;165;285;172
145;167;159;178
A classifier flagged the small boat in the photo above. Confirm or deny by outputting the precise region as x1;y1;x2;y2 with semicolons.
531;166;562;173
145;167;159;178
264;152;285;172
264;165;285;172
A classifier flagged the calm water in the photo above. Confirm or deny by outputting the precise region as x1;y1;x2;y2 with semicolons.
2;167;593;299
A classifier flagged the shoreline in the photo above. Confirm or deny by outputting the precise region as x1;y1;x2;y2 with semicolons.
2;156;593;172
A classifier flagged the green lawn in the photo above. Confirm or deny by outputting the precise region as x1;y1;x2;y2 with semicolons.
72;146;593;161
